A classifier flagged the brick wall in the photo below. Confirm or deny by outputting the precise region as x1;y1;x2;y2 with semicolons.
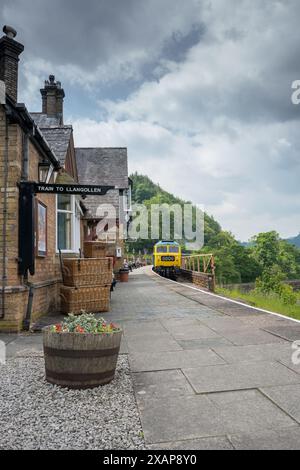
0;106;62;332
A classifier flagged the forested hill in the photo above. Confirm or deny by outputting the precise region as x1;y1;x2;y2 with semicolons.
129;173;300;285
130;172;221;246
287;234;300;248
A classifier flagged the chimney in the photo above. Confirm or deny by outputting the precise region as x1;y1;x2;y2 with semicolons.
40;75;65;123
0;25;24;102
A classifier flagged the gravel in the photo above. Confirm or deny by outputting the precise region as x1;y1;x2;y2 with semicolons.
0;355;145;450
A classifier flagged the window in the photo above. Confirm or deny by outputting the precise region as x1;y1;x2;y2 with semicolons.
36;200;47;257
169;246;179;253
56;195;81;253
156;245;168;253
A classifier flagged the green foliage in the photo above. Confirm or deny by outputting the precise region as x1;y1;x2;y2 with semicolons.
217;287;300;320
286;233;300;248
129;174;300;287
201;230;262;284
250;231;300;279
255;267;297;305
50;313;121;334
255;266;285;295
129;172;222;253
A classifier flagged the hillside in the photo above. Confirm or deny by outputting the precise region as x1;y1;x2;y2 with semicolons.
287;234;300;248
130;172;221;246
129;173;300;285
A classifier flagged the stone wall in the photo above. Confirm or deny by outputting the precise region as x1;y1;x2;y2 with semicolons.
180;269;215;292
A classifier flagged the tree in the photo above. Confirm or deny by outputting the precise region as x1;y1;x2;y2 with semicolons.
250;231;300;279
251;231;281;270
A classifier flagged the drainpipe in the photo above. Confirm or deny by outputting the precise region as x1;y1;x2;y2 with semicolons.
22;282;34;331
21;131;29;179
1;108;9;319
21;132;35;330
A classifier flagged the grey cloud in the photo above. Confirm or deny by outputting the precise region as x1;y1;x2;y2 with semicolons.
1;0;203;72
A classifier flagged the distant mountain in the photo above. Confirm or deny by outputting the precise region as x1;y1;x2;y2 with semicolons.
286;234;300;247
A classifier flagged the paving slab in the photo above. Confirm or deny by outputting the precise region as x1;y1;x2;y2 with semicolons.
219;328;287;346
263;325;300;342
126;334;182;353
138;389;295;445
163;324;221;341
183;361;300;393
209;389;296;435
279;357;300;375
213;343;293;364
133;370;194;401
147;436;234;450
199;317;247;332
217;306;265;318
123;320;166;336
261;384;300;422
178;337;233;350
207;388;260;405
119;336;129;354
129;348;225;372
137;395;225;444
239;315;294;329
229;426;300;450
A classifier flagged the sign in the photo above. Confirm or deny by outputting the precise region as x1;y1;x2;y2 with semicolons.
35;183;115;196
18;181;116;276
116;247;122;258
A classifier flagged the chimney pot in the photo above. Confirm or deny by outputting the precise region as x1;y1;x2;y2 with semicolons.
40;74;65;123
3;25;17;39
0;25;24;102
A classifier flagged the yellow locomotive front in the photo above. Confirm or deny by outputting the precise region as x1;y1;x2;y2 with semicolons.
153;241;181;279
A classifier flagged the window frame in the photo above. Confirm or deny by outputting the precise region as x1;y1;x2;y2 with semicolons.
56;194;81;254
35;199;48;258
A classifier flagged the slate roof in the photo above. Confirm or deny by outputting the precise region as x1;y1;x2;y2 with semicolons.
30;113;61;127
30;113;72;166
75;147;129;219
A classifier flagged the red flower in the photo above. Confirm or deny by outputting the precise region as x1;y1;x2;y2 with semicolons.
75;326;85;333
55;324;62;332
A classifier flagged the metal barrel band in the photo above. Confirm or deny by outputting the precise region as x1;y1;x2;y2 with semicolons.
45;368;116;382
44;346;120;358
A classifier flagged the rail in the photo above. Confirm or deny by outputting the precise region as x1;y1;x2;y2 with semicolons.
182;253;215;274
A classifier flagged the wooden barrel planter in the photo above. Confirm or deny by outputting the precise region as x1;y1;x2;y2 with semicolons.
43;327;122;389
119;268;129;282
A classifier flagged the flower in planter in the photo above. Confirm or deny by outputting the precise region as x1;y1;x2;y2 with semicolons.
50;312;121;334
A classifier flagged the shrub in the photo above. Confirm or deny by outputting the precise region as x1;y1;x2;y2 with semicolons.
50;313;121;334
255;268;297;305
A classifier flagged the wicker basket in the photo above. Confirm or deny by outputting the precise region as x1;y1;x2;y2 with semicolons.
60;285;110;314
84;242;115;259
62;258;113;287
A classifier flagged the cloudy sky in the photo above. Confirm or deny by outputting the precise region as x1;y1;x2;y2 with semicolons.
2;0;300;241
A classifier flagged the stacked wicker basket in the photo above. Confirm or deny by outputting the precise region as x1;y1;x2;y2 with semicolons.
60;257;113;314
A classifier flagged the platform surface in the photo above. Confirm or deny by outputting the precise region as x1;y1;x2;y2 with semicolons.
1;266;300;450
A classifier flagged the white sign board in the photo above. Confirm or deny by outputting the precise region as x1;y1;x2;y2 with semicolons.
116;247;122;258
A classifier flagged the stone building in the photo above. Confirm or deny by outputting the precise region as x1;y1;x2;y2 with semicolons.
76;147;132;272
0;26;131;332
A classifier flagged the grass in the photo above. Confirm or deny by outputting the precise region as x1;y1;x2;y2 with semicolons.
216;287;300;321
